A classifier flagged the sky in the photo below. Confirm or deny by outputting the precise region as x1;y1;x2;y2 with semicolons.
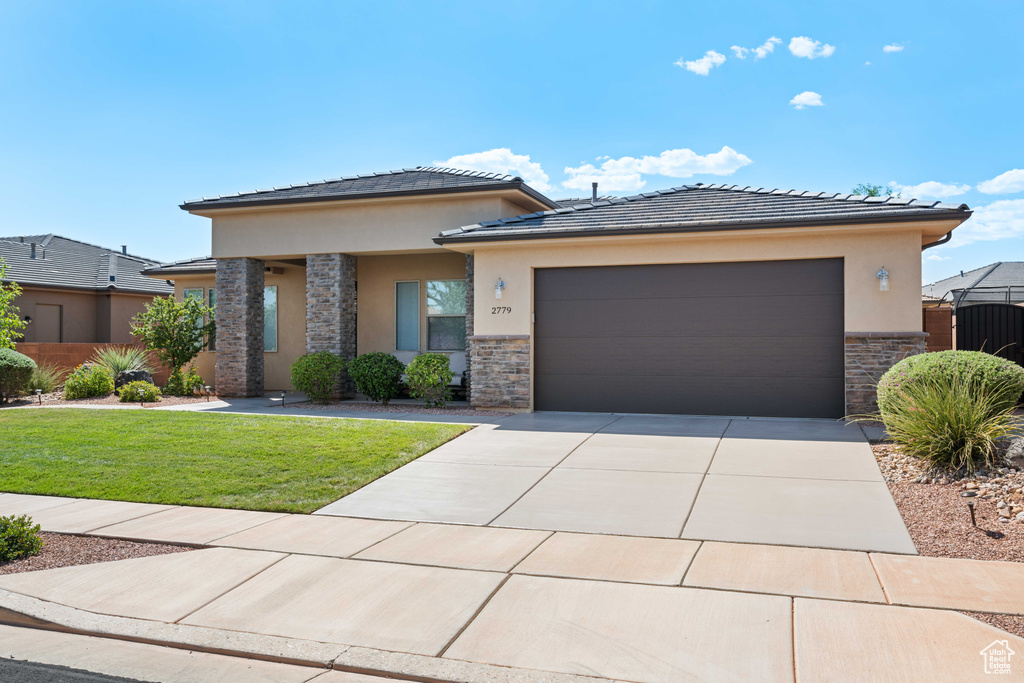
0;1;1021;285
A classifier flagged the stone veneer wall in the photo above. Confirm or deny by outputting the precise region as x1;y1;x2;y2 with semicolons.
468;335;530;409
845;332;928;415
464;254;474;401
214;257;265;397
306;253;357;395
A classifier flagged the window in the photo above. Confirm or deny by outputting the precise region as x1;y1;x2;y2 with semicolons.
264;286;278;353
207;289;216;351
426;280;466;351
395;281;419;351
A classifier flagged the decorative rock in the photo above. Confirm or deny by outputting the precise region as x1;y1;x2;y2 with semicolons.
114;369;153;390
998;507;1012;518
964;482;978;490
1016;512;1024;522
998;501;1008;509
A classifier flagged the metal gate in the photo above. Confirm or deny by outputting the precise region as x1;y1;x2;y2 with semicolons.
956;304;1024;368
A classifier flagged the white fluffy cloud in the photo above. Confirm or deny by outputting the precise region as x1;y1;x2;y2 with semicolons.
888;180;971;199
883;43;904;53
731;37;781;60
788;36;835;59
926;253;951;261
977;169;1024;195
563;146;753;193
790;91;824;109
675;50;726;76
435;148;551;193
951;199;1024;246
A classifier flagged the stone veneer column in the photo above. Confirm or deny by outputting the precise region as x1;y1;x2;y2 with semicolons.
306;253;357;395
214;258;265;397
464;254;474;401
845;332;928;415
468;335;530;409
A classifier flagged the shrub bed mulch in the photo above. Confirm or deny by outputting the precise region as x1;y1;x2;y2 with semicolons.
874;442;1024;637
0;532;191;576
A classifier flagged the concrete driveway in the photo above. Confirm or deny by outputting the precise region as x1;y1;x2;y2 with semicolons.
316;412;916;554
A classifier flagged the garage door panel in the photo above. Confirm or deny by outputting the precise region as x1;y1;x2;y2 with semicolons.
535;374;845;419
535;260;844;302
533;258;844;418
536;295;843;339
534;336;844;378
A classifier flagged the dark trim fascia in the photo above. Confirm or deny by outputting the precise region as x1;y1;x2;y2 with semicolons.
434;210;973;245
180;181;560;212
142;268;216;276
3;281;172;296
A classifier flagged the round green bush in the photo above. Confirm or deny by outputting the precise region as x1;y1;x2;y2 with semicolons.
405;353;453;408
119;380;161;403
63;363;115;400
290;351;345;403
0;348;36;403
0;514;43;563
878;350;1024;416
348;352;405;405
163;366;204;397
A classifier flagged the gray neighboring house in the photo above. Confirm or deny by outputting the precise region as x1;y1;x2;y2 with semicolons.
0;234;173;344
922;262;1024;307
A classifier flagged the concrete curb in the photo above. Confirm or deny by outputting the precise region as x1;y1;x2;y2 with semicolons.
0;589;624;683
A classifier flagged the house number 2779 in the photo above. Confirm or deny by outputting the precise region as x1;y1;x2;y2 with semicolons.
491;306;512;314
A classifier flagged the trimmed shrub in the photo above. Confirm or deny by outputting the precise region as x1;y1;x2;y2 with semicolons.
163;365;204;397
119;380;161;403
876;351;1024;473
63;363;114;400
0;348;36;403
290;351;345;404
878;351;1024;415
0;514;43;563
405;353;453;408
90;346;154;378
348;352;405;405
27;362;66;394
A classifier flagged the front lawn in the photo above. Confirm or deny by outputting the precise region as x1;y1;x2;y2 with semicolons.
0;409;470;513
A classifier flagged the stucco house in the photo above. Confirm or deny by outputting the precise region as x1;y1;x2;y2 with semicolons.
147;166;971;418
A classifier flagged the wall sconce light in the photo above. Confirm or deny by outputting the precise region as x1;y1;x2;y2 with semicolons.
876;267;889;292
495;277;506;300
23;315;31;324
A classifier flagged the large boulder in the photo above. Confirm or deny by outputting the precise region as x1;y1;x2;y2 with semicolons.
115;369;154;391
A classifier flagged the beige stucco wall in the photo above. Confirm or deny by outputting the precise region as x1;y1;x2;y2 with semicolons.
203;191;545;259
356;252;467;356
465;224;941;338
16;288;97;343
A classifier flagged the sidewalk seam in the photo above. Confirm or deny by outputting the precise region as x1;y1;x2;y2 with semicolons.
436;573;512;658
171;552;290;624
675;419;731;539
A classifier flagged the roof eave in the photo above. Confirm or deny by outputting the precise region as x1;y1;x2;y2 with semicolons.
434;210;973;245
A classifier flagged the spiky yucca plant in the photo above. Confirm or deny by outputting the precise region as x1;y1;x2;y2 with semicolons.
90;346;154;377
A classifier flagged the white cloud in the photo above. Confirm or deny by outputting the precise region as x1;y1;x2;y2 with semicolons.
435;148;551;193
977;169;1024;195
883;43;904;53
731;36;781;60
788;36;836;59
789;91;824;109
926;253;951;261
950;199;1024;246
864;61;871;66
675;50;726;76
888;180;971;199
563;146;753;193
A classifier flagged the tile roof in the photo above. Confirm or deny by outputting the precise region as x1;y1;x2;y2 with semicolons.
181;167;559;210
922;262;1024;303
437;183;972;243
142;256;217;276
554;196;617;208
0;235;174;295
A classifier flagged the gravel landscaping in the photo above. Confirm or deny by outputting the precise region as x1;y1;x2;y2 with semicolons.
0;391;209;409
0;533;190;576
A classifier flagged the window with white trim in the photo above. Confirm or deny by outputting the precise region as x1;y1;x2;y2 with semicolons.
395;281;419;351
264;286;278;353
426;280;466;351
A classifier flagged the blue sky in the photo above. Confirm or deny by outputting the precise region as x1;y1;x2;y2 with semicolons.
0;1;1021;284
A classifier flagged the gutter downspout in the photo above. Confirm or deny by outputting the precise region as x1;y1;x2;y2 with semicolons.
921;231;952;251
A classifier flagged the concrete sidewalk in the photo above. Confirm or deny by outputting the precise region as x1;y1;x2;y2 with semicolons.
1;492;1022;682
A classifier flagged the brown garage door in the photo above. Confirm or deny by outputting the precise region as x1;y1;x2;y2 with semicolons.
534;259;845;418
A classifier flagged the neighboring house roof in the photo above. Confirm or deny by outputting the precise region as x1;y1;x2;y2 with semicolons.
0;234;173;295
436;183;972;243
142;256;217;277
554;196;617;207
922;261;1024;304
180;167;560;211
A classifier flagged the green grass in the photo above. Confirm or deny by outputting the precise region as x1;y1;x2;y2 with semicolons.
0;409;470;513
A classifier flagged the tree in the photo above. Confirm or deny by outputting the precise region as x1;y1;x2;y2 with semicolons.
852;183;901;198
130;295;215;374
0;258;26;350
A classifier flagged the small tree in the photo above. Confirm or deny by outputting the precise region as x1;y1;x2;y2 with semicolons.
0;258;26;350
852;183;901;198
131;296;215;375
